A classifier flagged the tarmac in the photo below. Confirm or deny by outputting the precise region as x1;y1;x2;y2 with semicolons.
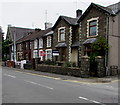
4;67;119;84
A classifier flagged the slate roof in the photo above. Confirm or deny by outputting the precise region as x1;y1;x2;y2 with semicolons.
6;26;35;42
71;41;80;47
43;31;53;37
107;2;120;14
94;3;116;15
55;42;67;48
83;38;96;45
52;15;79;30
77;3;116;22
16;28;52;44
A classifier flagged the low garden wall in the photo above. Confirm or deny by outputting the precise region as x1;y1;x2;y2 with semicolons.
25;57;119;77
35;64;82;77
24;63;32;70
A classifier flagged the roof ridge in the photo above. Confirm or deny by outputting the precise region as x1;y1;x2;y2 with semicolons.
60;15;77;19
91;2;115;15
9;26;35;30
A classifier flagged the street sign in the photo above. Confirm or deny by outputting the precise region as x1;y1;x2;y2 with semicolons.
39;51;46;56
52;50;59;56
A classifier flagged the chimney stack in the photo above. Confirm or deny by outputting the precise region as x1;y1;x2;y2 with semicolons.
76;9;82;18
45;22;52;29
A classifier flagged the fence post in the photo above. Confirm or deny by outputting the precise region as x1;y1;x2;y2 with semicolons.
95;56;106;77
80;56;90;77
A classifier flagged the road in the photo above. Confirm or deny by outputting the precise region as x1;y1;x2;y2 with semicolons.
2;67;119;104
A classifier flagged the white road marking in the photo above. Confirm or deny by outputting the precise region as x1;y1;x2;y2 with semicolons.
78;96;104;104
106;86;113;88
4;74;16;78
79;96;89;101
24;80;53;90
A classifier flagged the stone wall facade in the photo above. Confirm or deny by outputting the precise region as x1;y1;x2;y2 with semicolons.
95;57;106;77
35;64;81;77
33;56;118;77
53;19;71;62
80;7;108;57
80;56;90;77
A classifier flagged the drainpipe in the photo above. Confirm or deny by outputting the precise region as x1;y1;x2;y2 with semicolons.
69;26;72;62
105;16;109;76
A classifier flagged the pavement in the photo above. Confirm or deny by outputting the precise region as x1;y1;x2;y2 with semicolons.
3;66;119;84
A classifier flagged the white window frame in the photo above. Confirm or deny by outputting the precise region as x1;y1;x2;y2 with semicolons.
34;39;38;49
30;42;31;49
87;17;99;38
58;27;65;42
12;45;13;51
19;44;22;51
39;38;43;48
45;49;52;60
33;50;38;58
47;36;51;47
26;42;28;49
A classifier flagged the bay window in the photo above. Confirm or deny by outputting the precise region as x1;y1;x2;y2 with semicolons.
45;49;52;60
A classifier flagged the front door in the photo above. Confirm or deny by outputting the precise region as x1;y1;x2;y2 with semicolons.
59;48;66;61
90;59;98;77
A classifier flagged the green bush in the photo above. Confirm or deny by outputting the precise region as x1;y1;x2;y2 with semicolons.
63;61;72;67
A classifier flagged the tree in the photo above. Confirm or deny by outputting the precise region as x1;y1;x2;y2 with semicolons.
2;39;12;61
91;36;109;59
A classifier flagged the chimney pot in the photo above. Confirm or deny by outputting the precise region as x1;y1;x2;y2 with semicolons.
76;9;82;17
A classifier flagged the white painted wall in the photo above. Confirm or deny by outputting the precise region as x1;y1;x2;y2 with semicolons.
108;15;119;67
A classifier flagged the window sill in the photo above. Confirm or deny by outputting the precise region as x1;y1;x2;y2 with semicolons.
47;46;51;48
58;40;65;42
87;35;98;38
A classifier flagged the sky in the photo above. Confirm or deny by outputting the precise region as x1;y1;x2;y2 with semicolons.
0;0;120;38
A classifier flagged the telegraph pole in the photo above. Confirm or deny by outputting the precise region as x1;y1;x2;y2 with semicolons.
13;27;16;62
45;10;48;22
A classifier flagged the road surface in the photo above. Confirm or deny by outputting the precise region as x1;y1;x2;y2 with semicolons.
2;67;119;104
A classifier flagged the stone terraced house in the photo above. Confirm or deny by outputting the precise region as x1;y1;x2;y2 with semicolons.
52;10;82;66
16;29;41;61
77;2;120;76
32;28;52;62
7;2;120;76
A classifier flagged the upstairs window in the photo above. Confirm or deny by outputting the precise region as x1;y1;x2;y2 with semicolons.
39;38;43;48
87;17;99;37
58;27;65;42
30;42;32;49
26;42;28;50
34;39;38;49
47;36;51;47
19;44;22;51
89;20;97;36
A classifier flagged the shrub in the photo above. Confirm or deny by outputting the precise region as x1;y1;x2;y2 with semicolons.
63;61;72;67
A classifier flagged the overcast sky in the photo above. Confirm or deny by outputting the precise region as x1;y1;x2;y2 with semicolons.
1;0;120;38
